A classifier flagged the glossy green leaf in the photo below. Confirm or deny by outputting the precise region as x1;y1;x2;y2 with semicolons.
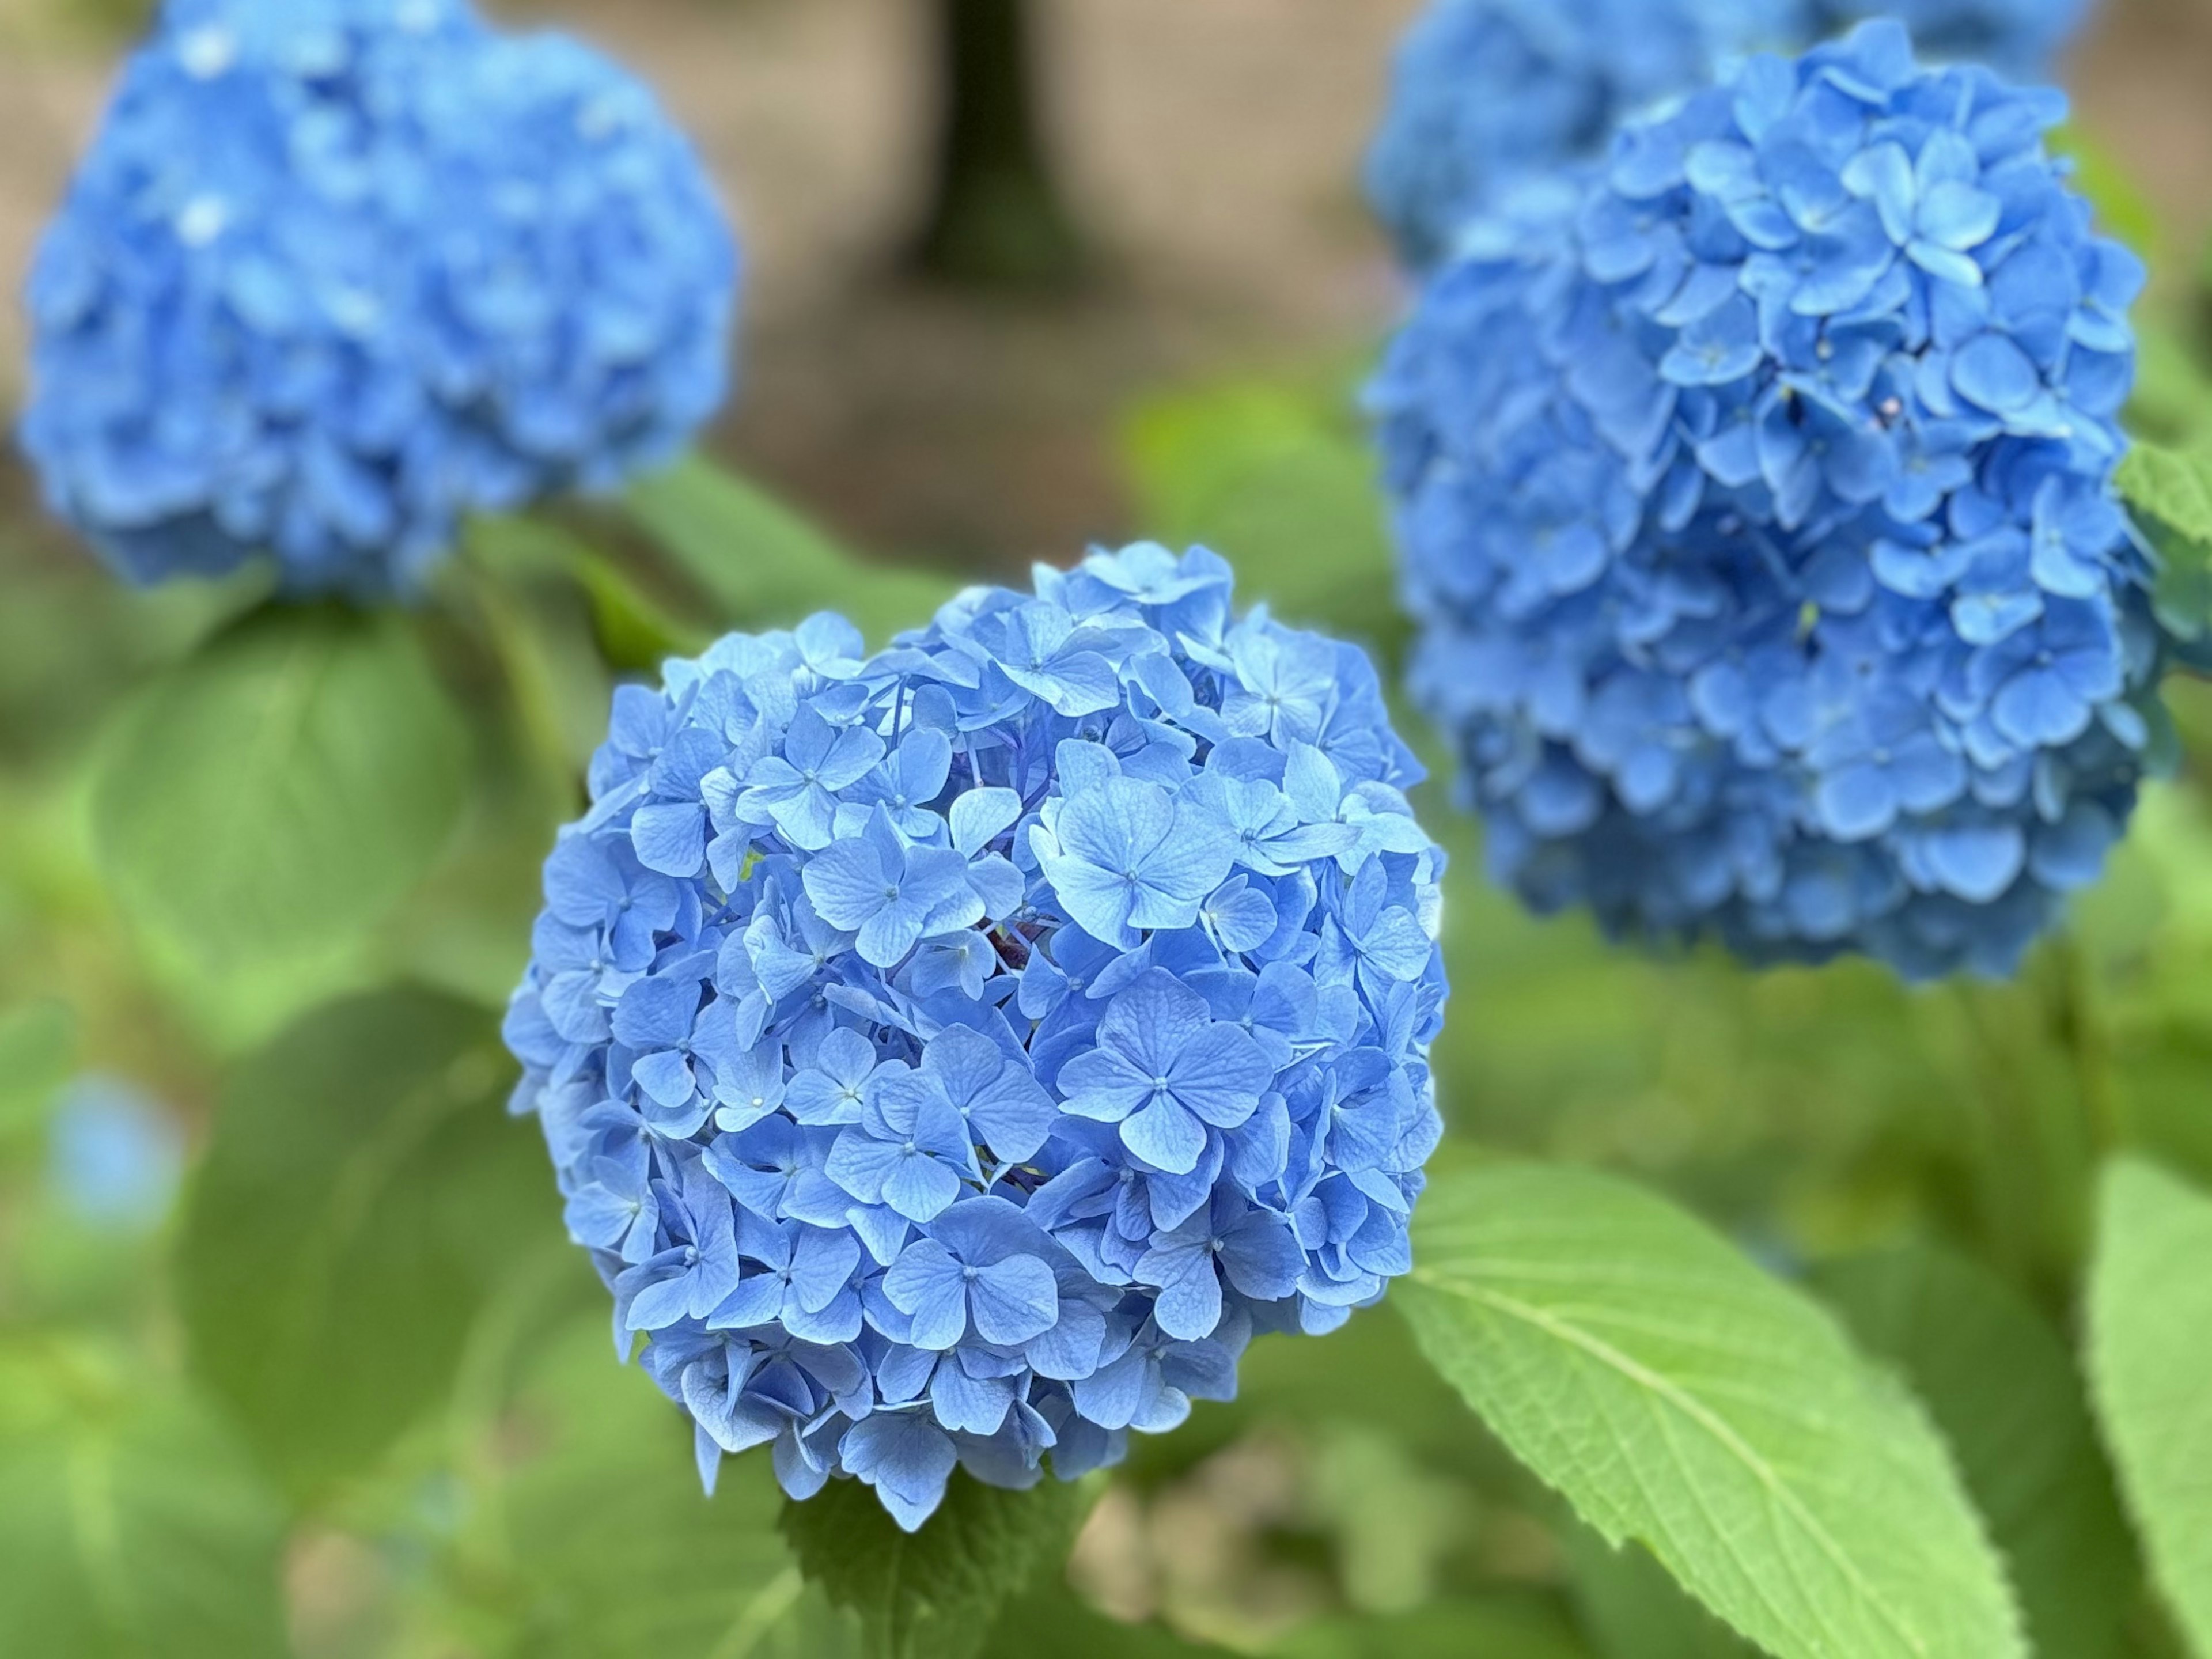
1819;1242;2136;1659
2088;1158;2212;1654
0;1342;288;1658
779;1472;1097;1659
624;455;957;646
1397;1163;2025;1659
91;605;468;969
176;988;549;1499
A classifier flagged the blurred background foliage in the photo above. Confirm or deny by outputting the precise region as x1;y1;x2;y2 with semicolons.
3;0;2212;1656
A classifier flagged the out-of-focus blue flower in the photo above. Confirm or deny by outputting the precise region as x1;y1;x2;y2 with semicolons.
1365;0;2099;270
21;0;737;598
1373;22;2160;980
46;1076;185;1230
1811;0;2094;75
506;545;1449;1530
1365;0;1811;269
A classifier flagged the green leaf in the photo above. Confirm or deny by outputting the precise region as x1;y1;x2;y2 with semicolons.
176;988;550;1500
0;1341;289;1658
2087;1157;2212;1654
624;455;957;647
91;605;468;970
1567;1528;1756;1659
465;1313;850;1659
2131;320;2212;447
779;1471;1097;1659
1819;1243;2137;1659
2118;441;2212;550
1275;1596;1595;1659
1121;378;1404;658
464;511;709;671
1396;1162;2026;1659
2114;433;2212;646
980;1595;1230;1659
0;999;73;1145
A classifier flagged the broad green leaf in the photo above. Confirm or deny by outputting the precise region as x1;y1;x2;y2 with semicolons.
462;1313;848;1659
1396;1163;2025;1659
0;1341;287;1658
980;1594;1232;1659
1568;1528;1756;1659
2118;441;2212;550
0;1000;72;1144
2120;442;2212;652
176;988;550;1499
2152;536;2212;656
464;511;708;672
779;1471;1097;1659
2088;1158;2212;1653
454;517;630;774
381;754;567;1013
92;605;468;969
1275;1596;1594;1659
1820;1243;2137;1659
2130;320;2212;447
1122;379;1404;658
624;455;957;647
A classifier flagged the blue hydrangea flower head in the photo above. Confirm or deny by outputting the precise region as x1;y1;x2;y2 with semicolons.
47;1075;185;1231
1812;0;2096;76
20;0;738;597
504;544;1450;1530
1365;0;1811;270
1373;21;2159;980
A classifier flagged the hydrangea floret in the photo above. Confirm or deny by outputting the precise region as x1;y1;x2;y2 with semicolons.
1365;0;2098;272
503;544;1450;1529
1372;21;2160;979
1810;0;2096;77
20;0;737;597
1365;0;1807;270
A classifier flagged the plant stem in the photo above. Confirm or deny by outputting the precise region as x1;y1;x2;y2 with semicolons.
450;537;588;818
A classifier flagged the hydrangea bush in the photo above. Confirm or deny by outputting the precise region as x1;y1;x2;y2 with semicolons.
1810;0;2096;76
1365;0;2099;270
1372;21;2160;979
503;544;1449;1529
1366;0;1806;270
20;0;737;597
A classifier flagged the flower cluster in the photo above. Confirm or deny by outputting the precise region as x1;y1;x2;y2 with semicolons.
1809;0;2095;76
503;544;1449;1529
1365;0;2099;272
1372;21;2161;979
20;0;737;598
47;1076;184;1233
1365;0;1806;270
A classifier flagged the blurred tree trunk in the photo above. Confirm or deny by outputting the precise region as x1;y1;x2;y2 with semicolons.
914;0;1084;288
